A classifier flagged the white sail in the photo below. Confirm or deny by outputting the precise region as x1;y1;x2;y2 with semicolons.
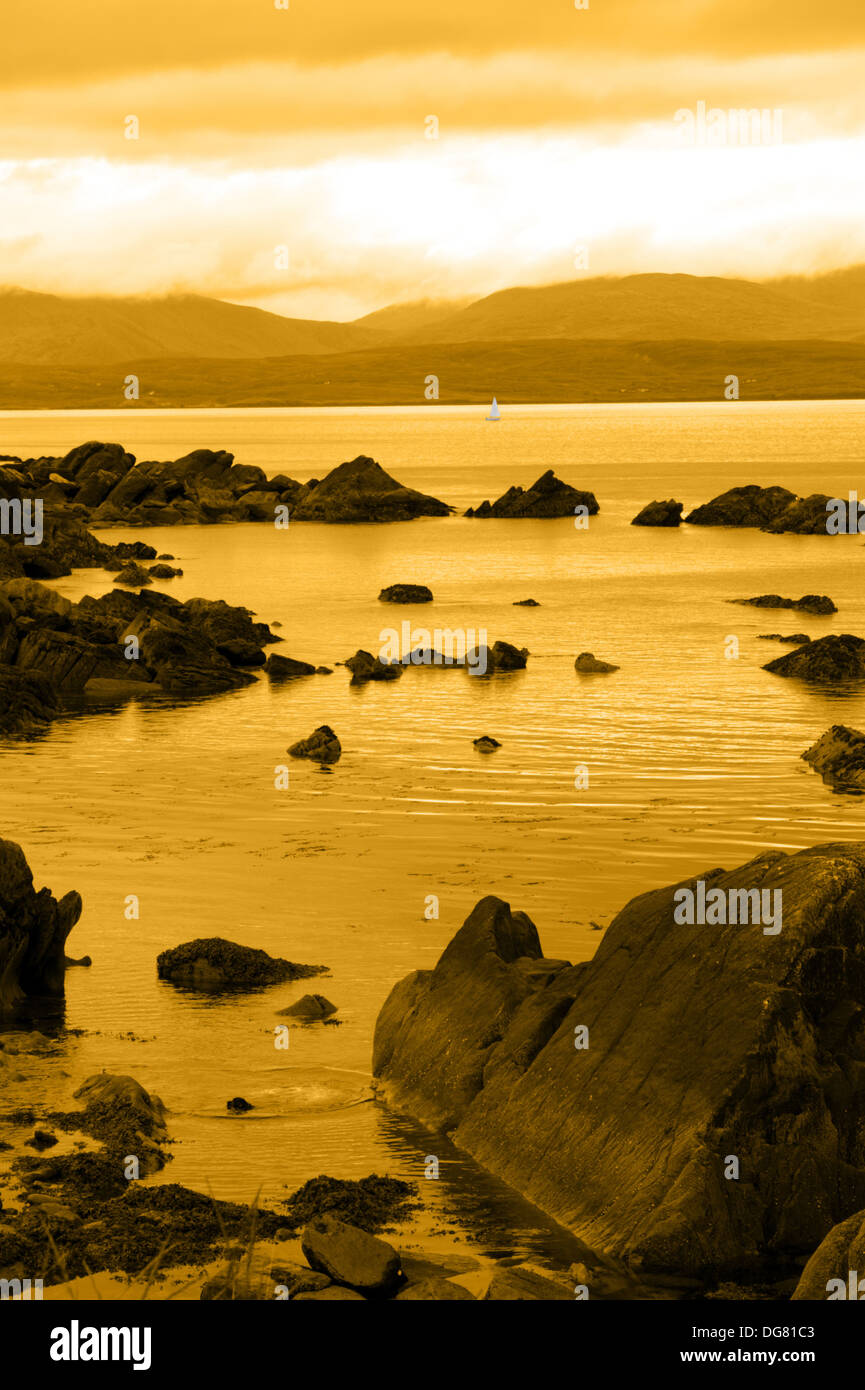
486;397;501;420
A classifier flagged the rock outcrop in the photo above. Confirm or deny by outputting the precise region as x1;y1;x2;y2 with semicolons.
468;641;528;674
374;846;865;1279
731;594;836;616
764;635;865;682
378;584;433;603
277;993;338;1020
473;736;501;752
344;649;402;683
465;470;599;519
802;726;865;793
265;653;317;679
0;581;280;729
287;726;342;763
685;485;833;532
757;633;811;645
631;499;683;527
290;457;451;523
157;937;326;990
1;445;451;527
0;840;83;1010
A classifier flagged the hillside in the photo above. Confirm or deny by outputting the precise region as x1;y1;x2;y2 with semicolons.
0;288;378;364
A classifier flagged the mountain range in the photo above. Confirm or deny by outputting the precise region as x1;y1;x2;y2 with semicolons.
1;268;863;404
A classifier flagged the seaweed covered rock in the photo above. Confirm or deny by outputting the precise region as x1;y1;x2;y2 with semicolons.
0;839;82;1010
157;937;326;991
466;469;599;519
802;726;865;793
374;845;865;1279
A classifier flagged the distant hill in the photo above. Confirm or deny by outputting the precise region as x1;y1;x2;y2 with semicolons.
392;270;865;345
3;337;864;409
0;288;379;364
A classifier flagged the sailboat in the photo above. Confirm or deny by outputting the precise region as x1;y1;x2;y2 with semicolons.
485;397;501;421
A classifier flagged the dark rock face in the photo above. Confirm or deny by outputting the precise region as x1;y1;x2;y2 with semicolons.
0;511;155;583
277;993;338;1020
0;840;83;1010
216;639;265;668
792;1210;865;1300
802;726;865;793
513;598;539;606
575;651;619;673
226;1097;254;1112
378;584;433;603
148;563;182;579
732;594;836;616
290;457;451;523
631;499;683;527
301;1214;403;1296
764;494;836;534
287;725;342;764
265;653;317;679
685;485;797;529
0;666;60;735
473;735;501;752
157;937;326;991
764;635;865;682
373;847;865;1279
465;469;599;519
344;649;403;683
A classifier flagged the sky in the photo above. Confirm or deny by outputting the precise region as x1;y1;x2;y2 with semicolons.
2;0;864;321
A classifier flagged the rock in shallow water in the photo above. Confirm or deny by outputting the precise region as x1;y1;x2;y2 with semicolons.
378;584;433;603
465;469;599;519
287;725;342;763
0;839;82;1010
764;634;865;682
373;845;865;1279
732;593;836;616
631;499;683;527
301;1214;403;1296
277;993;338;1020
802;725;865;792
575;651;619;673
157;937;326;990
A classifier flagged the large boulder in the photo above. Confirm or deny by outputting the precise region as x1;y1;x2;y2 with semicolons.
764;635;865;683
0;840;83;1010
301;1214;403;1296
291;457;451;523
157;937;326;991
466;469;599;519
373;845;865;1280
265;653;316;680
802;726;865;793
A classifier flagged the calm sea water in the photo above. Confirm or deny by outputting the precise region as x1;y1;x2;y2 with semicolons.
3;401;865;1270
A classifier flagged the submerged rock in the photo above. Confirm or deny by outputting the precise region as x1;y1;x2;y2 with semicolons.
512;598;540;606
157;937;326;990
764;634;865;682
301;1214;403;1297
226;1097;254;1112
575;651;619;673
277;993;338;1020
287;725;342;763
465;469;599;519
378;584;433;603
757;633;811;645
374;845;865;1279
0;840;82;1010
802;726;865;793
731;594;836;616
631;499;683;527
473;736;501;752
